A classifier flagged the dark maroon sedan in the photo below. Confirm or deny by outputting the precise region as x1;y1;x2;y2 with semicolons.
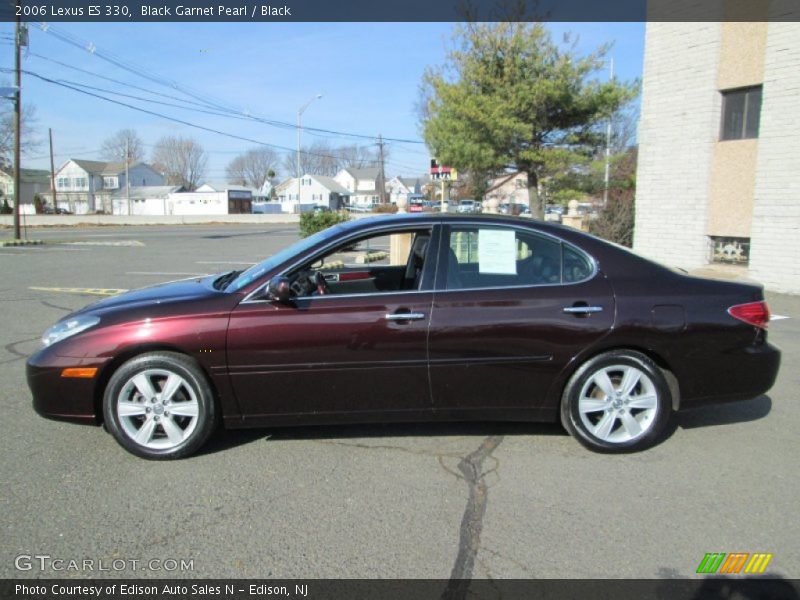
27;214;780;459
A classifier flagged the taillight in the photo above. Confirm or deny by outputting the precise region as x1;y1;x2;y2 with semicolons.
728;301;770;329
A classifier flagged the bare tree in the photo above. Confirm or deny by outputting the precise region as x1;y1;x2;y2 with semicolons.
151;135;207;190
281;140;340;177
100;129;145;165
226;147;280;188
281;141;381;178
336;144;380;169
0;102;41;163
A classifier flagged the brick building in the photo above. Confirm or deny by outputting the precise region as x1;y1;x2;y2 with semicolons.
634;6;800;293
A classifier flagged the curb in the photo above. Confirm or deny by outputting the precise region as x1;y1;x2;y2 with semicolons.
0;239;44;247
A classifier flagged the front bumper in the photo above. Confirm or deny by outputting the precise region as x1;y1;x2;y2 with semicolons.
27;347;111;423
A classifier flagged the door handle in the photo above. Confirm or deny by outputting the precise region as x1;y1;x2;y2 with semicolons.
563;305;603;314
322;273;340;282
385;312;426;321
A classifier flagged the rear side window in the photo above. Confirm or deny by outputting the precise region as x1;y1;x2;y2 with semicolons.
445;227;594;290
563;244;593;283
446;227;562;289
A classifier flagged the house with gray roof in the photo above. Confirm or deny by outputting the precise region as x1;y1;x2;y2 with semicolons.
50;158;164;214
0;167;51;214
276;173;351;212
334;166;385;207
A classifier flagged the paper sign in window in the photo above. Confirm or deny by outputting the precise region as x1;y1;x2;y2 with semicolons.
478;229;517;274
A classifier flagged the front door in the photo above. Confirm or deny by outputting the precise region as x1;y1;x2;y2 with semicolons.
227;226;438;422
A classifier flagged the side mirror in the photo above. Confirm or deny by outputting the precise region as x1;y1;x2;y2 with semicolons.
267;276;292;304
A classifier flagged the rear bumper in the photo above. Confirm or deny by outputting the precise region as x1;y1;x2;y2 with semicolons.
27;347;109;423
678;342;781;409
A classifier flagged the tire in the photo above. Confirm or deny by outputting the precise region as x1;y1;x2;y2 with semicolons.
102;352;217;460
560;350;672;453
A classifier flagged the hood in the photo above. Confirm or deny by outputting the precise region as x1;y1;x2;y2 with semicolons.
72;276;223;318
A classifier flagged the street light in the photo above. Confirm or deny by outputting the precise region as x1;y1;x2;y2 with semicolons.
296;94;323;207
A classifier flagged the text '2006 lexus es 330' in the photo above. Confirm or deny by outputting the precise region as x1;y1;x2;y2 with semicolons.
27;214;780;459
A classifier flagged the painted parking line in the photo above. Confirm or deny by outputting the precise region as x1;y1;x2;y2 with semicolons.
63;240;144;247
195;260;257;265
126;271;208;276
30;286;128;297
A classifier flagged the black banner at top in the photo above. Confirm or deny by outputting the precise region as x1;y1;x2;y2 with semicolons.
2;0;800;22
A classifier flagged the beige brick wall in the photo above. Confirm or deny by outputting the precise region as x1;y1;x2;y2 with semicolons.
633;22;723;269
749;19;800;294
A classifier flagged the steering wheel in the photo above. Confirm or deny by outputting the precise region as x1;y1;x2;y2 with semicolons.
314;271;329;295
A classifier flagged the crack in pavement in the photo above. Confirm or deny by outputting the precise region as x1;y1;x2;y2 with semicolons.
1;337;39;365
40;299;74;313
441;435;504;600
315;439;466;460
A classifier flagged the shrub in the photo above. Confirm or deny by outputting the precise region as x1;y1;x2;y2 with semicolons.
589;196;635;247
299;210;350;238
0;198;11;214
373;203;398;214
33;194;44;214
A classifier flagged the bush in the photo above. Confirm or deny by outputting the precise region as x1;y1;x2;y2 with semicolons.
33;194;44;214
373;203;398;214
0;198;11;215
299;210;350;238
588;196;635;247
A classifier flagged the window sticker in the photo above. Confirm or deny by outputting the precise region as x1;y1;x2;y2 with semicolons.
478;229;517;274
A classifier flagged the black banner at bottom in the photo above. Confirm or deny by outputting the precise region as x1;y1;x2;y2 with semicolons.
3;578;800;600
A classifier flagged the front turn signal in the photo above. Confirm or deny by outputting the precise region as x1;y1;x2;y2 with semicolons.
60;367;98;378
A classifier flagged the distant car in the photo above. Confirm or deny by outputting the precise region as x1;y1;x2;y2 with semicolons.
313;205;332;213
458;199;478;213
43;207;72;215
28;214;780;459
500;203;528;216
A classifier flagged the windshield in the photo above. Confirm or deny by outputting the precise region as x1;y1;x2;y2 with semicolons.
225;225;346;292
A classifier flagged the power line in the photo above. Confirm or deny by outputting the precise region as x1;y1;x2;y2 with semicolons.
8;67;366;162
31;24;427;145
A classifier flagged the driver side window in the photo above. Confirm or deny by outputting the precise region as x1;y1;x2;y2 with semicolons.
288;229;433;298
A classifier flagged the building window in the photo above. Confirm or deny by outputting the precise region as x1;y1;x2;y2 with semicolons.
103;176;118;189
56;177;69;190
720;86;762;141
74;177;88;190
710;236;750;265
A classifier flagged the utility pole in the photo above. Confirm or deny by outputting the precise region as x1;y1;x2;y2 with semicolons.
377;134;387;204
125;138;131;215
603;57;614;209
13;13;24;239
48;129;57;213
296;94;322;209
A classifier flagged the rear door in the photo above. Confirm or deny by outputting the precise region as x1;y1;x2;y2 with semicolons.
428;223;615;416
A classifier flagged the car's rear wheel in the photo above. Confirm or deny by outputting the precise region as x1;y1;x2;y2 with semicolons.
561;350;672;453
102;352;216;459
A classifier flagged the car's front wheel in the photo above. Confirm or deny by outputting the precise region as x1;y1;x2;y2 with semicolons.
561;350;672;453
102;352;217;459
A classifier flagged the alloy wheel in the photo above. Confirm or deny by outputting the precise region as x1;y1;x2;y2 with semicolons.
116;368;200;450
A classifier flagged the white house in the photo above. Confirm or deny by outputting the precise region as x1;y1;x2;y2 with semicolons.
334;167;384;208
387;176;424;205
49;159;164;214
275;174;350;213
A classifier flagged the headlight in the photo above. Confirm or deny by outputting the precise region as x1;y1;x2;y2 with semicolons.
42;315;100;347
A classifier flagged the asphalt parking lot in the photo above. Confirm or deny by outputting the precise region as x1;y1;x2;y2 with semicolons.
1;224;798;580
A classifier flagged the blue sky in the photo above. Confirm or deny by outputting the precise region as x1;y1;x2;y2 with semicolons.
1;22;644;182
